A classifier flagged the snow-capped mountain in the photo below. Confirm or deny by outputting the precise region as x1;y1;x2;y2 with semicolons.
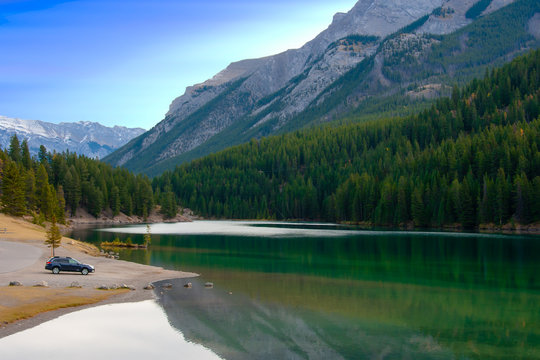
0;116;145;159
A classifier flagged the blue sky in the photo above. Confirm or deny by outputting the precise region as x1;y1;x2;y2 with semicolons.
0;0;357;129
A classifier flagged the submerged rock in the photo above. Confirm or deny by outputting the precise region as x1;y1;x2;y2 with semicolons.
184;282;192;288
204;282;214;288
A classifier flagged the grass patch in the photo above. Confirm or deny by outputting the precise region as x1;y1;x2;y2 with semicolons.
0;287;127;326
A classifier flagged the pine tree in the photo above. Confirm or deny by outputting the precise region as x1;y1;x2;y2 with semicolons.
110;186;121;216
24;170;37;211
411;185;426;227
35;164;50;215
41;184;58;221
56;185;66;224
63;168;81;216
38;145;48;164
1;162;26;216
45;216;62;257
396;176;410;224
496;168;511;225
8;135;21;163
21;140;32;170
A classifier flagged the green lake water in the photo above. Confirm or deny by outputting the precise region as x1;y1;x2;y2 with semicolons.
69;221;540;359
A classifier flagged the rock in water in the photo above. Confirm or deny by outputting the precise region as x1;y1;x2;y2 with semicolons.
9;281;22;286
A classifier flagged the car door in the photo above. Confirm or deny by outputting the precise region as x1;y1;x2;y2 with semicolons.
68;259;80;271
58;258;70;271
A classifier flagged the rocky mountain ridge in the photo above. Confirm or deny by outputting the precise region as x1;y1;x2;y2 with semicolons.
106;0;537;175
0;116;145;158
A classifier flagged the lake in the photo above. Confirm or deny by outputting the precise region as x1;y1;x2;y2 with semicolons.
64;221;540;359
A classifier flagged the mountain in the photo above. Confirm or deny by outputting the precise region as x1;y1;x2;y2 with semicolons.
0;116;145;159
106;0;539;176
153;48;540;228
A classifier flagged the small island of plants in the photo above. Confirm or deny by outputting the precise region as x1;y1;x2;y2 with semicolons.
100;225;152;249
100;236;147;249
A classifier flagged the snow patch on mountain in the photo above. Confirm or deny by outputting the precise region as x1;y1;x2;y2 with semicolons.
0;116;145;159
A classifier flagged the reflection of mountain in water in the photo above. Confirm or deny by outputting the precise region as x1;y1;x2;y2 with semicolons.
155;278;453;360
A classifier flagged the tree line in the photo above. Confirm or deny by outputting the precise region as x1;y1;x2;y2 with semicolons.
153;49;540;228
0;141;156;223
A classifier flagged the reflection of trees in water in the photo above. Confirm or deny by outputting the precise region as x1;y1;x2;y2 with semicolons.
156;278;456;360
145;232;540;290
157;273;540;360
71;225;540;358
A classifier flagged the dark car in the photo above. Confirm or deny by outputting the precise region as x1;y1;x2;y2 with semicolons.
45;256;95;275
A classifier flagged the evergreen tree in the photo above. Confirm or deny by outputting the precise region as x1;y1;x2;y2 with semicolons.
56;185;66;223
110;186;121;216
45;216;62;257
63;168;81;216
24;170;37;211
21;140;32;170
8;135;21;163
1;162;26;216
411;185;426;227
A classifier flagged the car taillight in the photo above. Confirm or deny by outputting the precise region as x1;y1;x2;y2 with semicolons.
46;261;51;264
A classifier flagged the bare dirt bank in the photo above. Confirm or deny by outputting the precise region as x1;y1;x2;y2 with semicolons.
0;213;197;338
67;207;194;226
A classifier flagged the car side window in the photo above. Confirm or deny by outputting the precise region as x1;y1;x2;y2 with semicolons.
69;259;78;265
59;259;69;264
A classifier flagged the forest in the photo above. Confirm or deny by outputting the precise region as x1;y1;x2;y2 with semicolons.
0;141;157;223
1;49;539;230
153;49;540;229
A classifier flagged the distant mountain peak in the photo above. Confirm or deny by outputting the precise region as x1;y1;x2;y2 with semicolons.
0;115;145;159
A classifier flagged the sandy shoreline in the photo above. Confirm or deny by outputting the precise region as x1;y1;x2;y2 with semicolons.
0;214;197;339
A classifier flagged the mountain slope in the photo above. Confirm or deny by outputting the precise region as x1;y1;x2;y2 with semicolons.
0;116;145;158
152;48;540;228
106;0;538;175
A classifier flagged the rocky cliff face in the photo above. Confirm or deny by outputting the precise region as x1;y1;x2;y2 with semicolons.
0;116;145;159
106;0;533;175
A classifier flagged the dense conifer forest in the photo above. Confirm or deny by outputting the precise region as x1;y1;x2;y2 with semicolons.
1;50;539;230
153;49;540;229
0;142;155;223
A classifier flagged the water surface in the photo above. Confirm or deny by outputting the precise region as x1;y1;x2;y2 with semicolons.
0;301;221;360
69;221;540;359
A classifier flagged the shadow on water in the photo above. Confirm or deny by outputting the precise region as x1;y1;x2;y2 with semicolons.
70;223;540;359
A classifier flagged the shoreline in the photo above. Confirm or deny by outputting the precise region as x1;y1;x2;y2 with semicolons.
0;213;197;339
64;206;195;226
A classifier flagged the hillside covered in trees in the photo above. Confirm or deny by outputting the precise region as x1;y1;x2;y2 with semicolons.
107;0;539;176
0;141;156;223
153;49;540;229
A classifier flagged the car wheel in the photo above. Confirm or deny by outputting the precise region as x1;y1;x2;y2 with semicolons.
52;267;60;274
81;268;89;275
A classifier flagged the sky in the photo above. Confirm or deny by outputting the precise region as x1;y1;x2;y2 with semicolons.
0;0;358;130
